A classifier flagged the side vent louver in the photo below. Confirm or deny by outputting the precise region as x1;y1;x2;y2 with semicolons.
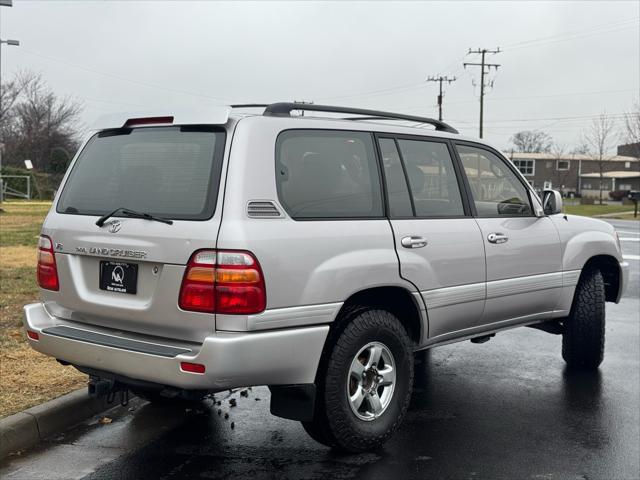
247;201;283;218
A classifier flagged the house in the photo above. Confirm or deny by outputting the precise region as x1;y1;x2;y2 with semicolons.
618;142;640;158
505;151;640;198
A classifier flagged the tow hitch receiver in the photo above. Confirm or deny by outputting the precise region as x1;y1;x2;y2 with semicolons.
88;376;129;406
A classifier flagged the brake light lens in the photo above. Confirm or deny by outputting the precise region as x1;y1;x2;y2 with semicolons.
37;235;59;291
179;250;266;314
123;116;174;127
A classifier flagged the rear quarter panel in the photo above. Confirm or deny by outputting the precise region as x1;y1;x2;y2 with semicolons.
215;117;417;331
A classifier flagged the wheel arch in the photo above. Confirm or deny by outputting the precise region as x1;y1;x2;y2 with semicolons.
581;254;621;303
334;286;424;346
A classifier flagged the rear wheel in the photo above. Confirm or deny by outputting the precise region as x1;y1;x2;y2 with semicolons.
562;267;606;370
303;308;413;452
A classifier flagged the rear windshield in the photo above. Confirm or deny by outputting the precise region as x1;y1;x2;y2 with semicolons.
57;126;225;220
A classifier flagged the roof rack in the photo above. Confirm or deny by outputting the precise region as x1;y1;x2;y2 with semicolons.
230;104;269;109
261;102;458;134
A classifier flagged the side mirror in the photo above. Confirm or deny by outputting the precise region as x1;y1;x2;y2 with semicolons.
543;189;563;215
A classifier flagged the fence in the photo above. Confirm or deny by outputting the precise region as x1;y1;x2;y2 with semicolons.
0;175;31;200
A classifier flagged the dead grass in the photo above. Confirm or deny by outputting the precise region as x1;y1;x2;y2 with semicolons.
0;201;86;418
0;245;37;268
0;332;86;417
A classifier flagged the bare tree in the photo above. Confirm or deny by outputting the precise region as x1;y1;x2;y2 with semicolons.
510;130;553;153
583;112;616;205
0;71;81;172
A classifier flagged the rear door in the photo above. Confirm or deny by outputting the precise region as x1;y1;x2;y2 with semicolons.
454;143;562;325
41;125;228;342
378;135;486;340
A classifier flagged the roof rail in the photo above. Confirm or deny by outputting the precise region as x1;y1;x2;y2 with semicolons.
262;102;458;134
230;104;269;109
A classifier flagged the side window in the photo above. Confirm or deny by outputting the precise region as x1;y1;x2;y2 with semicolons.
457;145;533;217
276;130;384;219
378;138;413;217
396;139;465;217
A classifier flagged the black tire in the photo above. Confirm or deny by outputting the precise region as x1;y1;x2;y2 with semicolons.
562;267;605;370
303;308;414;452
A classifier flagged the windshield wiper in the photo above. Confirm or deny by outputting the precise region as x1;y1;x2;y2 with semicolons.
95;207;173;226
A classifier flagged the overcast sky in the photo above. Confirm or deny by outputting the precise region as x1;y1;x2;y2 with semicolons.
1;1;638;151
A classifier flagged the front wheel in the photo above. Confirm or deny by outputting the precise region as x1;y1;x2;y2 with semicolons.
303;308;414;452
562;267;606;370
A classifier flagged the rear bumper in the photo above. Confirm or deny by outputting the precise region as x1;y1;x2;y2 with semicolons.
23;303;328;391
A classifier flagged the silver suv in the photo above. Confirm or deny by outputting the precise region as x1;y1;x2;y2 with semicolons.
24;103;628;452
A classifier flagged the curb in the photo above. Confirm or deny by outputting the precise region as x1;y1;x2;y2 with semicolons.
0;388;117;460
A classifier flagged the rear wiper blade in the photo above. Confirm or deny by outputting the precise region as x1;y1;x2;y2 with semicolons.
95;207;173;226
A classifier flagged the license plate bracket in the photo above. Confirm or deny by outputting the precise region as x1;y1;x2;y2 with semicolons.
99;261;138;294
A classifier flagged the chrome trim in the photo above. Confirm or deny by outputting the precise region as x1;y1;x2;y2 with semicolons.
422;282;485;309
486;272;564;299
247;302;343;330
562;269;581;287
422;271;570;310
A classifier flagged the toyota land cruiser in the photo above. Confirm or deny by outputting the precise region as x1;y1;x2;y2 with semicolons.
24;103;628;452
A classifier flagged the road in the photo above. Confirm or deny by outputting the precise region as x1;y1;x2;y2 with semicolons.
2;220;638;480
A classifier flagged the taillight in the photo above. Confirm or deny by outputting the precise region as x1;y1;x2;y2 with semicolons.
37;235;59;291
179;250;266;315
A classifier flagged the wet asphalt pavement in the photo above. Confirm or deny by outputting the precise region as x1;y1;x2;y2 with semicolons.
1;219;638;480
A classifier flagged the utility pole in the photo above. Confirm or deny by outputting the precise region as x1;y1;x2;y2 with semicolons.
426;75;456;121
463;48;501;138
1;0;20;205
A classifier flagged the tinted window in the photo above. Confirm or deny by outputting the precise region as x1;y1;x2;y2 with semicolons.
379;138;413;217
396;139;464;217
457;145;533;217
58;127;225;220
276;130;383;219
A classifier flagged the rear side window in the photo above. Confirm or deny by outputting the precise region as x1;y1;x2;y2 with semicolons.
57;127;225;220
396;139;465;217
276;130;384;219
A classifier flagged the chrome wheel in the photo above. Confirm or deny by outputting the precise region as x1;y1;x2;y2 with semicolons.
347;341;396;421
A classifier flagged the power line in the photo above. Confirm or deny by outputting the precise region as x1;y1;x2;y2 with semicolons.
316;81;425;102
463;48;501;138
503;18;639;51
18;48;235;104
426;75;456;121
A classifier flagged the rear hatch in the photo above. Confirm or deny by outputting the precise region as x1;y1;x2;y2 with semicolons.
41;125;227;343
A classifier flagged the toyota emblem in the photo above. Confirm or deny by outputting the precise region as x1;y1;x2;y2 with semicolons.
108;220;122;233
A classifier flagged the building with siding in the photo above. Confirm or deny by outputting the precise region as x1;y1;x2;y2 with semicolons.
505;151;640;198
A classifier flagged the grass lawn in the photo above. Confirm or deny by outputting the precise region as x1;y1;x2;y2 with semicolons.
0;201;86;418
564;203;638;220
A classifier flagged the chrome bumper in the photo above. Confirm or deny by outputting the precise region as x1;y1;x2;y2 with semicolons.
23;303;328;391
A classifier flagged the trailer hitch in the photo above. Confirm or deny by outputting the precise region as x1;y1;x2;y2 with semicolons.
88;376;129;406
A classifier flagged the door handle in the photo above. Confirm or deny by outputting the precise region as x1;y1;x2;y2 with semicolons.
401;236;428;249
487;232;509;244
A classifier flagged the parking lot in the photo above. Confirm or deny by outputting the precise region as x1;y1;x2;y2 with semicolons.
1;219;638;480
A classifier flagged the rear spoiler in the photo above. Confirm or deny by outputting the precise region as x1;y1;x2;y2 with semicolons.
91;107;232;131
